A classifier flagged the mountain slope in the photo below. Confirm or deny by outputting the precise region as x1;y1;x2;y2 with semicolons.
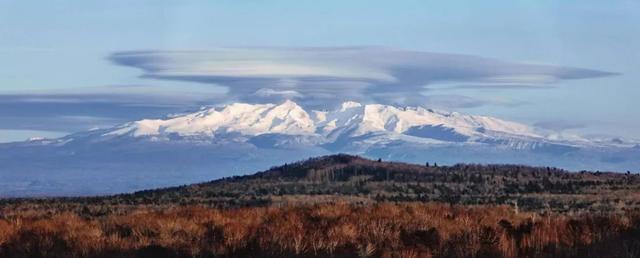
0;100;638;196
100;100;544;142
105;100;316;138
4;154;640;214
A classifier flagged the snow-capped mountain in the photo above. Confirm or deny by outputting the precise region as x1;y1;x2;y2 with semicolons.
100;100;546;144
93;100;604;150
105;100;316;138
1;100;638;196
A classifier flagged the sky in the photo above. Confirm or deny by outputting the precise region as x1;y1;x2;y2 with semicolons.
0;0;639;142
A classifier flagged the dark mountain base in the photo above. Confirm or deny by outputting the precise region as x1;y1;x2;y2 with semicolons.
3;154;639;215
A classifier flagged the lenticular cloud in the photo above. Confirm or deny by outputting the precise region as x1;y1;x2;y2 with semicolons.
109;47;616;107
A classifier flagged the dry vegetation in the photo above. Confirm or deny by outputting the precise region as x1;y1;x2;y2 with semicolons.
2;154;640;257
1;202;639;258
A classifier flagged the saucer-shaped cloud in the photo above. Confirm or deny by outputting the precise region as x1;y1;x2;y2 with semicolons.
110;47;616;107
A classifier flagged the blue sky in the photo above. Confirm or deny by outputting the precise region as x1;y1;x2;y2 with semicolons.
0;0;639;142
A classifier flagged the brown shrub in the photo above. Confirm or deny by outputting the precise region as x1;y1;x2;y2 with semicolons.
0;202;639;258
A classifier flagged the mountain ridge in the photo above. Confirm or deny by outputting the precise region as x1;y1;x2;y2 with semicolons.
99;100;546;142
1;100;639;196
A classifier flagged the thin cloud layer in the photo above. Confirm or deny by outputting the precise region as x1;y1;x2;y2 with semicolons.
535;120;587;131
0;92;221;132
110;47;616;108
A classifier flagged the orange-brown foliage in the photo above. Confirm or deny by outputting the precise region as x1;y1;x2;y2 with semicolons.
0;202;639;258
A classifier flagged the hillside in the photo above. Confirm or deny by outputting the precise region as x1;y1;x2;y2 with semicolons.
2;155;640;257
3;154;639;216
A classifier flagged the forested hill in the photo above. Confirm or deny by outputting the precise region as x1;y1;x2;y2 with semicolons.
2;154;640;215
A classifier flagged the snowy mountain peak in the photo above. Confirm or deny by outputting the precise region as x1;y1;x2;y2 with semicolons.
105;100;316;138
102;100;547;145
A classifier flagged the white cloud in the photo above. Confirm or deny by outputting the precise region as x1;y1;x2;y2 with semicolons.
253;88;303;98
109;47;616;108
